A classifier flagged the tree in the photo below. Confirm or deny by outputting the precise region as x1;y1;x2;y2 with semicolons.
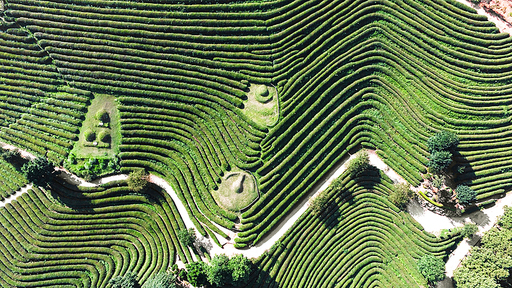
427;150;452;173
427;131;459;152
310;192;329;216
389;183;413;209
141;272;176;288
177;228;197;247
417;254;445;283
109;272;140;288
207;254;230;287
21;157;54;186
456;185;476;205
460;223;478;239
453;267;499;288
127;169;148;192
228;254;252;286
347;150;370;177
185;261;208;287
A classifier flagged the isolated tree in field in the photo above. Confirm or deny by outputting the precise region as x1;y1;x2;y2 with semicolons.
427;131;459;152
127;169;148;192
228;254;252;286
347;150;370;177
207;254;231;287
109;272;140;288
141;272;176;288
389;183;413;209
21;157;54;186
185;261;208;287
417;254;445;283
456;185;476;205
427;150;452;173
177;228;197;247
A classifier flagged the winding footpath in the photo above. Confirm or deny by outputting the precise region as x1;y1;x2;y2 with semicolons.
2;140;512;281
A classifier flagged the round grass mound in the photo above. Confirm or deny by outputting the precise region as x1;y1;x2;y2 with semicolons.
84;129;96;142
255;85;272;103
98;130;110;143
213;171;259;212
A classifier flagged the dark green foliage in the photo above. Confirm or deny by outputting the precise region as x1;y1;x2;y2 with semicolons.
427;131;459;153
177;228;196;247
310;192;329;216
389;183;413;209
228;254;252;286
427;150;452;172
347;151;370;177
109;272;140;288
21;157;54;186
84;129;96;142
456;185;477;205
1;149;21;163
417;255;445;283
141;272;176;288
127;169;148;192
207;254;230;287
498;206;512;230
460;223;478;239
185;261;208;287
98;130;110;143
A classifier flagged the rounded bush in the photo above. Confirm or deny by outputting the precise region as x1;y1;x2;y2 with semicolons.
417;254;445;283
96;109;110;122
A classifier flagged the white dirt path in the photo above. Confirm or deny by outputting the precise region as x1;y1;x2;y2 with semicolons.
0;183;33;208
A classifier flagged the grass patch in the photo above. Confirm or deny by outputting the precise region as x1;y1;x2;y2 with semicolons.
212;168;259;212
242;83;279;127
71;94;120;158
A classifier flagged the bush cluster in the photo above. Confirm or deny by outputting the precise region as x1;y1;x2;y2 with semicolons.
427;131;459;173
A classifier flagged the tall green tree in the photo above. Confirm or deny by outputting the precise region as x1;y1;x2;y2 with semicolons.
228;254;252;286
417;255;445;283
109;272;140;288
21;157;54;186
207;254;230;287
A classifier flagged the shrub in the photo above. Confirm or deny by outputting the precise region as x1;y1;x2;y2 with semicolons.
461;223;478;239
21;157;54;186
98;130;110;143
127;169;148;192
347;150;370;177
389;183;413;209
417;254;445;283
141;273;176;288
185;262;208;287
427;150;452;173
310;192;329;216
84;129;96;142
109;272;140;288
96;109;110;122
207;254;230;287
499;206;512;229
456;185;477;205
177;228;197;247
228;254;252;286
432;175;445;189
427;131;459;152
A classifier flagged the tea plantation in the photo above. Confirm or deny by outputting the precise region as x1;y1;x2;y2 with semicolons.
0;0;511;286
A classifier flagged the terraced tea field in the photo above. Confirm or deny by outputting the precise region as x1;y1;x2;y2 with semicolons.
1;0;512;286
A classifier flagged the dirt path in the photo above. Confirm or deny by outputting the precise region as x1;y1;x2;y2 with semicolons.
0;183;32;208
455;0;512;35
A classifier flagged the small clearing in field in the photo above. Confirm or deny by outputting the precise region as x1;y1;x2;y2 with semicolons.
242;84;279;127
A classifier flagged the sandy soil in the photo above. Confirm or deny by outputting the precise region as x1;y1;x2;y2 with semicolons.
455;0;512;34
0;141;36;160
